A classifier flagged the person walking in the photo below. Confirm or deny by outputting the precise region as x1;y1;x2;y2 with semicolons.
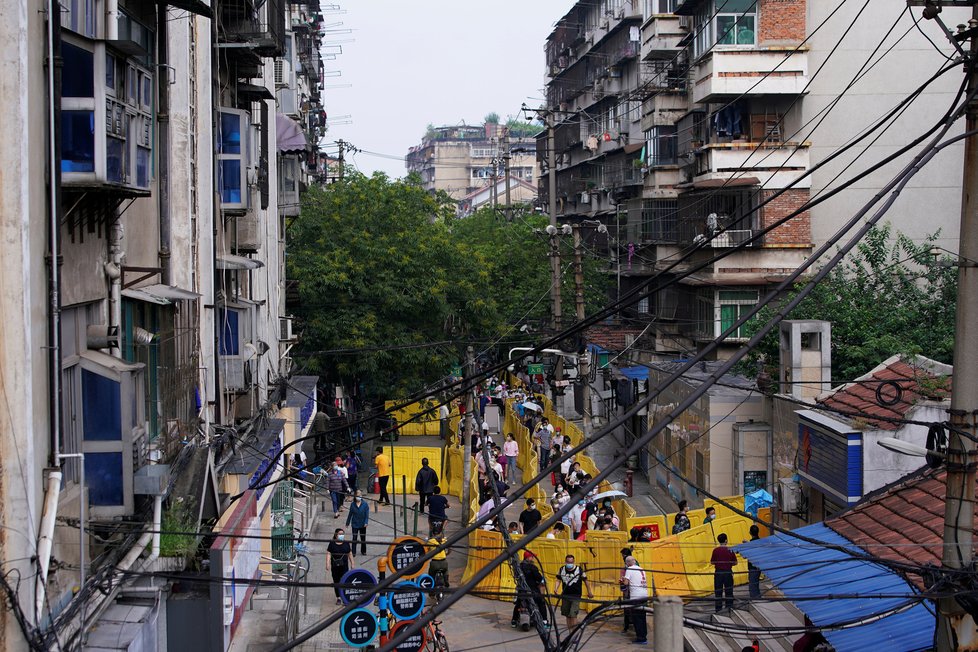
503;433;520;484
345;451;359;491
710;533;737;613
747;524;762;598
511;551;549;629
533;418;554;473
621;556;649;644
415;457;439;513
518;498;542;534
345;490;369;557
326;527;354;605
553;554;592;632
374;446;391;505
327;461;351;519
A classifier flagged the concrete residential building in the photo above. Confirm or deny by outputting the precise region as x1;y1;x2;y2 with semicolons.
541;0;964;362
0;1;330;649
405;121;540;202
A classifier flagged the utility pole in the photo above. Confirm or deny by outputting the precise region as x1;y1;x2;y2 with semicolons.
547;111;564;403
490;156;498;210
935;4;978;649
503;128;512;221
460;345;475;522
572;225;592;435
337;139;345;181
653;596;683;652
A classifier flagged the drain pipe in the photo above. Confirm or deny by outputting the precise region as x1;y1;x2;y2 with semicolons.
34;470;62;624
105;221;124;357
107;0;118;40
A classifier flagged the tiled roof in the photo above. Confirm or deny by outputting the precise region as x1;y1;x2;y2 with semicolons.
585;325;646;353
826;467;977;589
818;356;952;431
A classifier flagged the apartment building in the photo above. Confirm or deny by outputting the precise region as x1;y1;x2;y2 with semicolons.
405;122;540;203
0;1;330;649
541;0;964;362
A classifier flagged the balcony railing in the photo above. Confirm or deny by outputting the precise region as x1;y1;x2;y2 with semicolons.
219;0;286;57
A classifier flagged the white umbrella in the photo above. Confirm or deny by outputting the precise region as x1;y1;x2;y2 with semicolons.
593;490;628;501
521;401;543;412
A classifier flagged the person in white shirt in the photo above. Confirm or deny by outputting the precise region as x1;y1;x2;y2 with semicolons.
569;501;586;538
502;433;520;484
621;556;649;643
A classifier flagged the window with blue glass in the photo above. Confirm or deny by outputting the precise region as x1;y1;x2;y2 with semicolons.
82;369;122;441
219;309;241;356
85;452;125;506
62;111;96;173
218;109;249;209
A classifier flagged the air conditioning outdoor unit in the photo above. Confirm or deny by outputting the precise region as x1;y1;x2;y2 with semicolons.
777;478;805;514
279;316;295;342
235;214;261;252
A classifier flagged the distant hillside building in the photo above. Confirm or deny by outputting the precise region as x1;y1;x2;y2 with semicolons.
405;122;540;203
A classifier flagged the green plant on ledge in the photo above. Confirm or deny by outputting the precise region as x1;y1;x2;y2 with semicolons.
159;499;200;565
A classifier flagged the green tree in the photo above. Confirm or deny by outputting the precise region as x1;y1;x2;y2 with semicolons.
743;224;956;383
288;173;496;398
484;112;500;125
505;117;543;139
288;181;612;398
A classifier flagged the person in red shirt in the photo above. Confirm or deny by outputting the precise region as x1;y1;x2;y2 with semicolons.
710;533;737;613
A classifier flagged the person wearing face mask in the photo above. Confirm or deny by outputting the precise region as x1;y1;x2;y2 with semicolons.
345;490;370;557
326;528;354;605
327;461;351;519
553;554;592;631
569;500;586;539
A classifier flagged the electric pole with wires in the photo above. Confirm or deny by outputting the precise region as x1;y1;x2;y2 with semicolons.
910;2;978;649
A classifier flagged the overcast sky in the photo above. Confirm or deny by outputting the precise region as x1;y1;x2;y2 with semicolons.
322;2;566;178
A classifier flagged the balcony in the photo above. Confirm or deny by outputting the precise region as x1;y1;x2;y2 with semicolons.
642;15;686;59
690;48;809;105
690;142;810;189
219;0;286;57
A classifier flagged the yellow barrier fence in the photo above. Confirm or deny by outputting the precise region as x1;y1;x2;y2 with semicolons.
384;399;458;436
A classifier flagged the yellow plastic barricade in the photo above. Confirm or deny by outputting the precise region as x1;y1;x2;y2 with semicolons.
645;537;688;596
387;446;443;494
583;531;629;610
705;495;746;521
756;507;772;537
627;514;668;541
442;445;463;499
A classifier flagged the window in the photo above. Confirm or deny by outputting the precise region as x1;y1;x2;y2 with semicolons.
693;0;757;59
219;308;241;356
717;0;757;46
62;36;154;189
471;166;494;179
471;146;495;158
61;0;98;38
641;199;679;242
718;289;758;339
646;0;679;15
637;297;650;314
645;125;677;167
218;109;250;209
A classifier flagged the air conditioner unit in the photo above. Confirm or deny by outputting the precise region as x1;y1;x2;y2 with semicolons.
777;478;805;514
728;229;754;246
221;357;250;391
235;214;262;252
279;316;295;341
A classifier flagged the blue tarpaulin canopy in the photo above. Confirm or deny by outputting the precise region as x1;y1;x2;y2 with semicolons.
617;366;649;381
736;523;935;651
744;488;772;516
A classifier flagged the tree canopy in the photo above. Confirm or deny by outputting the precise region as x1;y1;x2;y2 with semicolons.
743;224;956;383
287;173;608;399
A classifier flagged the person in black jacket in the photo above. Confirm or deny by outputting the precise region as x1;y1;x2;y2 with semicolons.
511;551;549;629
415;457;439;513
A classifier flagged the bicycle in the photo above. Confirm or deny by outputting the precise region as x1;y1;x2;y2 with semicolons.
421;613;450;652
430;565;449;606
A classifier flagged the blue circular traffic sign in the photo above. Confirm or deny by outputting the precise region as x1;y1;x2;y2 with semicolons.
416;573;435;592
340;608;378;648
387;581;426;621
340;568;378;607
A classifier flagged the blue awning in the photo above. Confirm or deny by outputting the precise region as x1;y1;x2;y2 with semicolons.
587;343;609;354
737;523;935;651
617;366;649;381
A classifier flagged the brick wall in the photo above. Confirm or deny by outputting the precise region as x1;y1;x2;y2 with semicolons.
759;0;806;45
761;188;810;245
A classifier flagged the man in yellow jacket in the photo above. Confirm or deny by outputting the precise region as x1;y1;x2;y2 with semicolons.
375;446;391;505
